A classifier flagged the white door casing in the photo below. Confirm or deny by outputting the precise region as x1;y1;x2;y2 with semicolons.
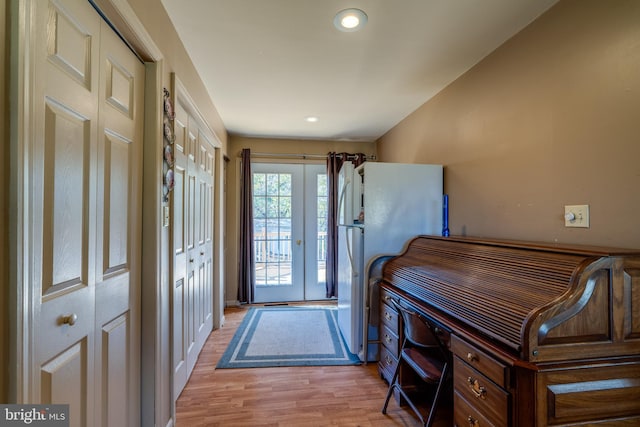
28;0;144;425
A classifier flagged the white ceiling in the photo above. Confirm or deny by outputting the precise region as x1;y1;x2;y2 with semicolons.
159;0;558;142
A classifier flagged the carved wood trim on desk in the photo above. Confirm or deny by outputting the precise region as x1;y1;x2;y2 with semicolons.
379;236;640;426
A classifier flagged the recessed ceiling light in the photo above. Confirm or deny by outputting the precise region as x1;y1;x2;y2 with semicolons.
305;116;319;123
334;8;368;32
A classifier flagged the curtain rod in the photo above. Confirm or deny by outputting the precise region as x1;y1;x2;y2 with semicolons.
240;151;377;161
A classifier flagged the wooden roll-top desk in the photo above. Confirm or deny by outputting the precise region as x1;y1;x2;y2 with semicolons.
378;236;640;426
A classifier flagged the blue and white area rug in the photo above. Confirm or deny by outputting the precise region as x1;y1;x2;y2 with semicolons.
216;306;361;369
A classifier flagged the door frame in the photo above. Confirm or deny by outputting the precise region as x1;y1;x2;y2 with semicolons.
8;0;168;425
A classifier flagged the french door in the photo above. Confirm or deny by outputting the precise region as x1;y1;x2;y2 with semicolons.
252;163;328;302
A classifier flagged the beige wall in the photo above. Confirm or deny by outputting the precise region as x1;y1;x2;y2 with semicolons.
126;0;227;150
377;0;640;249
225;136;376;304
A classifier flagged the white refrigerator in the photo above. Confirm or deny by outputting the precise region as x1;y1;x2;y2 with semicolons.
337;162;443;361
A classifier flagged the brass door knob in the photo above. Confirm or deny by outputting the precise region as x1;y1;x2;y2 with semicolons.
61;313;78;326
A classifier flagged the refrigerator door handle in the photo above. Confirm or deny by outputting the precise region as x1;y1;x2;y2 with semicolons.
345;227;357;277
338;177;351;224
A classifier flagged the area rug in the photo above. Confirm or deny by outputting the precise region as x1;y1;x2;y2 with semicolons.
216;306;361;368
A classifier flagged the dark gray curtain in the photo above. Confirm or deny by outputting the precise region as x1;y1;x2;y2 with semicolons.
325;152;366;298
237;149;254;304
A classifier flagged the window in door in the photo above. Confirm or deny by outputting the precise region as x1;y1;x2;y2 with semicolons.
304;167;329;300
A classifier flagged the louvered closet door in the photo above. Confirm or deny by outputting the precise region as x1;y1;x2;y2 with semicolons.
30;0;144;425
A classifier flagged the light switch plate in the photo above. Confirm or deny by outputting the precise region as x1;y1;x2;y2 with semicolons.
564;205;589;228
163;206;170;227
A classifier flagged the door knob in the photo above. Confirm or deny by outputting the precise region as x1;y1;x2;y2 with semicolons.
61;313;78;326
296;240;301;245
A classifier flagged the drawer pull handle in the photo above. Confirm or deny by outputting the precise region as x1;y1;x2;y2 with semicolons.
467;377;487;399
384;334;392;344
384;312;392;321
466;352;478;363
385;356;393;366
383;295;391;301
467;416;480;427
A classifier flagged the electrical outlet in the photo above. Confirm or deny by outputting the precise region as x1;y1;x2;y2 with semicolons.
564;205;589;228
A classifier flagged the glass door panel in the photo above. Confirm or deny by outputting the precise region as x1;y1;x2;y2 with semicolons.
304;164;329;300
253;164;304;302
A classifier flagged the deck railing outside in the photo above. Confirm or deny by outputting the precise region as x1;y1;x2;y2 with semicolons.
254;232;326;285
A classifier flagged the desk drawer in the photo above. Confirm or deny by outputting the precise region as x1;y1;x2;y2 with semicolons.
380;301;399;332
454;356;509;426
378;345;398;384
538;361;640;425
454;391;497;427
451;335;509;388
380;287;396;307
380;323;400;358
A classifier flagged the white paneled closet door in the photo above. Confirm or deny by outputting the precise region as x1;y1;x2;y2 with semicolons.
172;92;189;399
29;0;144;425
172;82;215;399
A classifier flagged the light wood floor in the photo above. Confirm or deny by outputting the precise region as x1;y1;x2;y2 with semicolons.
175;305;430;427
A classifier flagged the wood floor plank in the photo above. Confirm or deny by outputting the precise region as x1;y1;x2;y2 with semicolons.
175;306;436;426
